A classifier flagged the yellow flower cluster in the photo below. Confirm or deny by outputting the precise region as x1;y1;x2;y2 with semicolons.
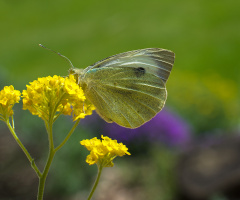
22;75;95;122
0;85;21;121
80;135;131;167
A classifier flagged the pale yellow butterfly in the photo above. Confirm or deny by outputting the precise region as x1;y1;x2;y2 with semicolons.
69;48;175;129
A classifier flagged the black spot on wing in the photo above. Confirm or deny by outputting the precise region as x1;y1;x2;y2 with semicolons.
133;67;146;77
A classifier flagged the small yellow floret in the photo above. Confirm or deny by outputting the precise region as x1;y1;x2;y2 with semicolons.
0;85;21;121
22;75;95;122
80;135;130;167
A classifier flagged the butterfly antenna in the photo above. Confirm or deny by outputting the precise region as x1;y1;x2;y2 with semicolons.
39;44;75;69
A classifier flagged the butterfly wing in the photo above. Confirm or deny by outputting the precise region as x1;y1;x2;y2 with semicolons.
80;48;175;128
82;48;174;84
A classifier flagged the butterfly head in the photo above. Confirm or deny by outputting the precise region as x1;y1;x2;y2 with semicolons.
68;67;85;84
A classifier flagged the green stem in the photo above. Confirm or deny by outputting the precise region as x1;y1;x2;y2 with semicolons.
87;165;103;200
37;149;55;200
37;115;79;199
54;119;80;152
5;118;42;177
37;120;55;200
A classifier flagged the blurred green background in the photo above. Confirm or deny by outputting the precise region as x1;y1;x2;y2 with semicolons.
0;0;239;199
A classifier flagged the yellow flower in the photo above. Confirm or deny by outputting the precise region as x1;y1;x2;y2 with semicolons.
22;75;95;122
80;135;130;167
0;85;21;121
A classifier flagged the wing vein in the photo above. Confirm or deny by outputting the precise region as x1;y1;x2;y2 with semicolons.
103;84;165;100
92;87;134;127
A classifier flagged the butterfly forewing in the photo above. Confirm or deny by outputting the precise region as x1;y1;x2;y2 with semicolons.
83;48;174;84
77;48;174;128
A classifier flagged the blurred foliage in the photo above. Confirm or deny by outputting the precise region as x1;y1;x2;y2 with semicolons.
0;0;240;199
168;71;239;133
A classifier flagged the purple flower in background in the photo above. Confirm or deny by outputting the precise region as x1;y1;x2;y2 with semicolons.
81;108;191;147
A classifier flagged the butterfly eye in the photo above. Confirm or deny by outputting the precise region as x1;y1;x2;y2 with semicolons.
69;68;74;74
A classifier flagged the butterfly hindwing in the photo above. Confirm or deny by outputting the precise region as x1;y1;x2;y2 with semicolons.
81;67;167;128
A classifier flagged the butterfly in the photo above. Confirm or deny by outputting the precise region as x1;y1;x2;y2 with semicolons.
70;48;175;129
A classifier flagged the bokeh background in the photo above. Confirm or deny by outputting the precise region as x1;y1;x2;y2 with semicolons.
0;0;239;199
